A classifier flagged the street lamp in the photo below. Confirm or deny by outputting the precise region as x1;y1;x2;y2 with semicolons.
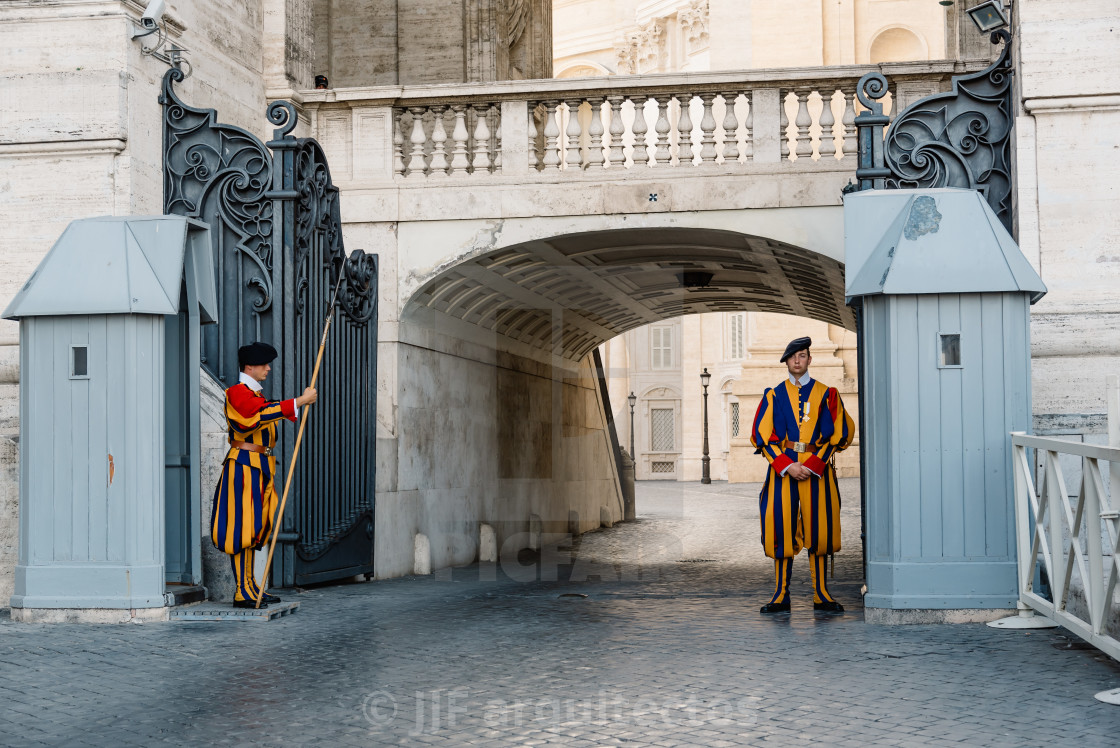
700;368;711;484
627;391;637;458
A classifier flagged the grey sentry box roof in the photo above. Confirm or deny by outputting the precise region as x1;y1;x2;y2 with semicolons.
4;216;216;616
4;215;217;322
845;188;1046;302
845;189;1047;613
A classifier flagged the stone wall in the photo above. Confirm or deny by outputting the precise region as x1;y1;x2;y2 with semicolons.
376;334;624;578
1016;0;1120;436
319;0;552;88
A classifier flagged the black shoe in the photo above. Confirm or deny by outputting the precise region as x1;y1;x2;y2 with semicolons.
233;599;267;609
814;600;844;612
258;593;281;604
760;601;791;614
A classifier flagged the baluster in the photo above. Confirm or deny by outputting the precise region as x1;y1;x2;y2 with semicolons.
818;90;836;159
472;103;492;173
676;93;694;165
542;100;561;171
527;102;540;171
743;93;754;160
654;95;672;166
631;95;650;167
428;106;449;176
406;106;428;178
564;98;583;170
841;87;857;160
721;92;739;163
795;89;813;159
393;109;406;176
449;105;470;176
587;97;605;169
699;93;718;163
780;91;790;159
607;95;625;167
491;105;501;171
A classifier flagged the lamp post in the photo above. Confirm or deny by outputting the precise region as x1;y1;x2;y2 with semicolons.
700;368;711;484
627;391;637;458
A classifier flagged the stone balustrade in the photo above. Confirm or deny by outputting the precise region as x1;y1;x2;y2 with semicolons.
299;61;987;183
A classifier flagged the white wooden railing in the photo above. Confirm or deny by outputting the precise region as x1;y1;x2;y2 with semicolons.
301;61;984;182
1010;427;1120;660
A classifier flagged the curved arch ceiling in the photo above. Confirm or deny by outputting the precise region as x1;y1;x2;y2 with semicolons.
404;228;853;361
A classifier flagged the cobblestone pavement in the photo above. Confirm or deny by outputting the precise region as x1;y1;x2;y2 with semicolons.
2;480;1120;746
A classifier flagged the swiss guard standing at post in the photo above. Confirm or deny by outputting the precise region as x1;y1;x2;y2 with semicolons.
212;342;317;608
750;336;854;614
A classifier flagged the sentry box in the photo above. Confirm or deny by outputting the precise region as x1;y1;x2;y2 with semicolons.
846;188;1046;613
3;216;216;618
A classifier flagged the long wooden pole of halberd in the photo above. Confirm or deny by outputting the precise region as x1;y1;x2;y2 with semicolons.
255;274;345;608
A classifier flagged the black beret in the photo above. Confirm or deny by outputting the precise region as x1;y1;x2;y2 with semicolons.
238;342;279;368
779;336;812;363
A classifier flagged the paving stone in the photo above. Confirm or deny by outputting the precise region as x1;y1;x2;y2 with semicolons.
1;480;1119;745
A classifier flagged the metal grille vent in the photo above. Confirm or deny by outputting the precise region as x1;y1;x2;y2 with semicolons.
651;408;674;451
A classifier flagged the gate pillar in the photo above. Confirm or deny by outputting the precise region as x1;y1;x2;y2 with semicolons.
845;188;1045;614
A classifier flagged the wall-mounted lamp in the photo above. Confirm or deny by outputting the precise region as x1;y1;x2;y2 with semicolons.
131;0;191;76
966;1;1009;33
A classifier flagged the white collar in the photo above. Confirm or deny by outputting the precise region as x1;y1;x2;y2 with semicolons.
788;372;811;387
239;371;263;393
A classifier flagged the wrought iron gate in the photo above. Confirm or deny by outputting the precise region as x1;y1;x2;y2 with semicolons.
161;68;378;586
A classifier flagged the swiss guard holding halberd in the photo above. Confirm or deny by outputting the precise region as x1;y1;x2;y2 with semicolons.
211;342;317;608
750;336;854;614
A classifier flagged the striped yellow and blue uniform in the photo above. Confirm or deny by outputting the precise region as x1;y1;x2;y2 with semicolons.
751;378;854;604
210;382;296;602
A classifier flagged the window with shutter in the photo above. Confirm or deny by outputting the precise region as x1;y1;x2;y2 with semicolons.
729;314;745;360
651;326;672;369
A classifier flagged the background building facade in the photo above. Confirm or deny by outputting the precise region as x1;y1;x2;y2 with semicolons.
575;0;949;481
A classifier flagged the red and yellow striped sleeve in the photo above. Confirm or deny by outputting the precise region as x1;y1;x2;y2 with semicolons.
225;384;296;436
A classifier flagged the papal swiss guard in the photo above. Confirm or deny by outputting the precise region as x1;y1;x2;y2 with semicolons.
211;342;317;608
750;336;854;614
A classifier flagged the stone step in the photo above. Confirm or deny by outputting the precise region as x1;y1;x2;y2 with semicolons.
164;584;207;607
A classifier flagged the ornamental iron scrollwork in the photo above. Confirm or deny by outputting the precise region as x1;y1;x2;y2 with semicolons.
854;31;1014;234
271;130;378;570
161;70;378;585
161;68;276;381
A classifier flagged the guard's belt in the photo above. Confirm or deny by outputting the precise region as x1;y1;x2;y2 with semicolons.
230;440;273;456
783;440;810;453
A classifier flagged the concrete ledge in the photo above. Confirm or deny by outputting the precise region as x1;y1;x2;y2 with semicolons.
864;607;1015;625
10;607;170;624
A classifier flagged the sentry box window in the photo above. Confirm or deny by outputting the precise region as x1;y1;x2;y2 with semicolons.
70;344;89;379
938;333;961;368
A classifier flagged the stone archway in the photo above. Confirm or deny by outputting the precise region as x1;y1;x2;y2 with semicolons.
402;226;854;361
379;225;855;577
